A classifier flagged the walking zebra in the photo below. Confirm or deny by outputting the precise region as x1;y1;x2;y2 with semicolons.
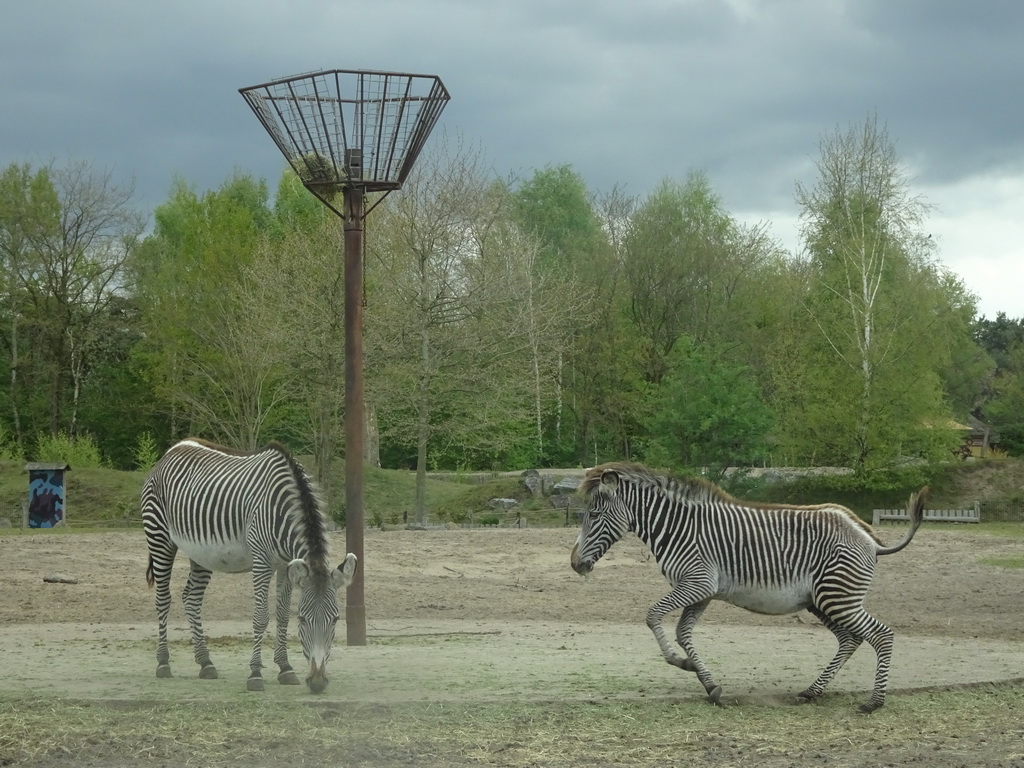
570;462;928;712
142;438;357;693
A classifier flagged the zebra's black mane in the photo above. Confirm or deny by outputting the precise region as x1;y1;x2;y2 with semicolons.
581;461;878;537
581;462;733;506
265;442;331;576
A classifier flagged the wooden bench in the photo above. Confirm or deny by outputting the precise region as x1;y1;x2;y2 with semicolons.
872;502;980;526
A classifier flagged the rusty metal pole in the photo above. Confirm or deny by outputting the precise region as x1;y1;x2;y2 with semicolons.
343;149;366;646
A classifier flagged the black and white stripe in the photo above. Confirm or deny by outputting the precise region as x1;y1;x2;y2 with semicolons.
571;462;926;712
142;438;356;693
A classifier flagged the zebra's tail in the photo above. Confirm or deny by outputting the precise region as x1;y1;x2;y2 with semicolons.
145;553;156;587
877;485;929;556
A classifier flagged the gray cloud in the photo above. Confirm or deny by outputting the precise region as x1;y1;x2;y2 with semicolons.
3;0;1022;316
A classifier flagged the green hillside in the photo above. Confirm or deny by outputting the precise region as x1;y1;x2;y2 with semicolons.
2;458;1022;531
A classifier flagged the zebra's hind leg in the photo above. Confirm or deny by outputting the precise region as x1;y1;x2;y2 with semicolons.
274;568;300;685
183;560;218;679
152;559;175;678
857;616;896;713
146;535;177;679
798;606;862;704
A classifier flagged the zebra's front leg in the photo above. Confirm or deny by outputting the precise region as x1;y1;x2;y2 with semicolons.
273;568;300;685
647;589;722;705
246;564;274;691
672;600;722;705
182;561;217;679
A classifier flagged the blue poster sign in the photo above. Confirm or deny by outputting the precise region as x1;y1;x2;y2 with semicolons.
26;464;70;528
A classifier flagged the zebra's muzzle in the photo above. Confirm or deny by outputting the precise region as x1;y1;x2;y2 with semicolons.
570;541;593;576
570;557;593;576
306;660;329;694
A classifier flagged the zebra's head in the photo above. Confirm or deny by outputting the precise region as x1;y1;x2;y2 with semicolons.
571;467;631;576
288;553;358;693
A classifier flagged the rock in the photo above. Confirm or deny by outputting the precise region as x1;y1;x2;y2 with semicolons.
488;498;519;510
43;575;79;584
551;476;581;495
520;469;542;497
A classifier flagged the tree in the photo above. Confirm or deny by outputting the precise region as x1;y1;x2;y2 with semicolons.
510;164;605;273
509;165;607;462
622;172;771;384
566;185;647;464
241;209;348;494
366;137;539;522
0;160;144;448
788;116;964;469
0;162;59;448
974;314;1024;455
640;338;773;472
984;340;1024;455
133;172;277;445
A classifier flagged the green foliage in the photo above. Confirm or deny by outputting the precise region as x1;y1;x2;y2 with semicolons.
133;432;160;473
0;422;21;460
974;312;1024;370
318;462;480;528
3;119;1010;477
623;173;743;383
638;339;772;471
34;432;104;468
983;339;1024;455
510;164;605;273
775;117;969;470
0;160;146;464
428;476;521;524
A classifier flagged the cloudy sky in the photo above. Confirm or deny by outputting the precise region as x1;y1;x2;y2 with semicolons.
3;0;1022;318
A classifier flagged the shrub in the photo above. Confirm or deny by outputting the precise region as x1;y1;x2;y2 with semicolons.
0;422;22;461
34;432;105;468
134;432;161;473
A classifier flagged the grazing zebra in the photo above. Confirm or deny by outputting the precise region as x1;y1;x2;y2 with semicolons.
142;438;357;693
570;462;928;712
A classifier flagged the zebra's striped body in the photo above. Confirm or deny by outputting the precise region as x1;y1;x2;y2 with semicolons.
142;438;356;693
571;462;927;712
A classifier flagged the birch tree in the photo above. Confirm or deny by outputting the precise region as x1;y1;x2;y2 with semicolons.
792;116;961;469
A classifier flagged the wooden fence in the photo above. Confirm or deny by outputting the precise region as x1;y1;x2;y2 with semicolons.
872;501;981;526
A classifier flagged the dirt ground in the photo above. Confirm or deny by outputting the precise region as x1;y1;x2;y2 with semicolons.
1;525;1023;767
1;524;1022;688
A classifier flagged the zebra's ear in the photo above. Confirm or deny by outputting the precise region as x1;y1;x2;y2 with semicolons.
331;553;358;589
287;558;310;588
600;469;620;493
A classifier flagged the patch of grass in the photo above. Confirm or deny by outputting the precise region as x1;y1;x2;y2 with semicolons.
980;555;1024;569
976;521;1024;539
1;685;1022;767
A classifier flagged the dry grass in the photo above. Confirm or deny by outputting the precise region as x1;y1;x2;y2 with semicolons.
2;684;1023;767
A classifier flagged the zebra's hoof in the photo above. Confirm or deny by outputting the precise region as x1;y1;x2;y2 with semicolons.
246;676;265;692
796;690;817;704
278;670;300;686
156;664;172;679
199;664;218;679
858;700;883;714
668;656;697;672
707;686;724;706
